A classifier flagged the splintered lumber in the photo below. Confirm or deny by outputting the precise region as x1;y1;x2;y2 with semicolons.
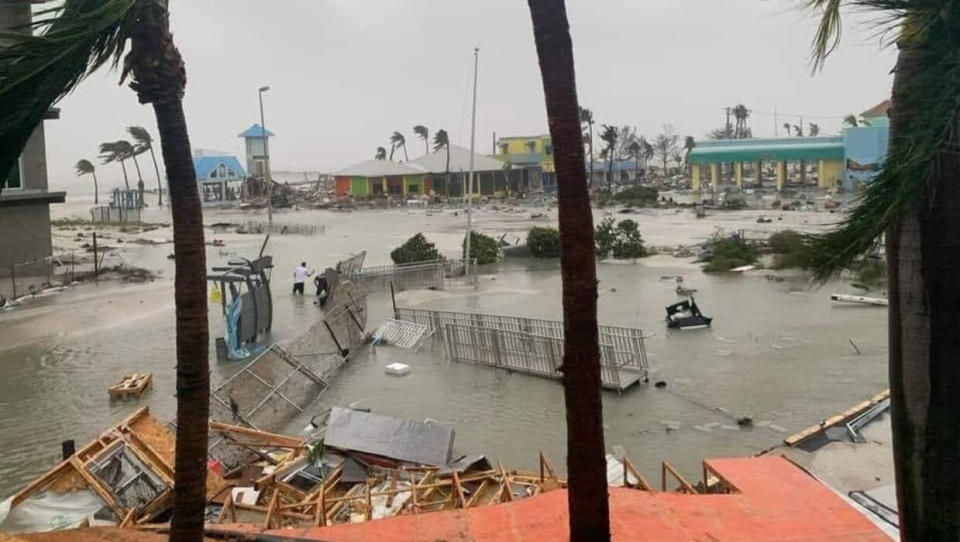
784;389;891;447
109;373;153;399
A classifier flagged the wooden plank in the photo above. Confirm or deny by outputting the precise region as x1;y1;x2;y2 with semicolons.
452;472;468;509
784;389;891;446
68;456;126;520
497;461;512;503
623;456;652;491
264;490;280;529
119;509;137;528
661;461;696;494
217;492;234;524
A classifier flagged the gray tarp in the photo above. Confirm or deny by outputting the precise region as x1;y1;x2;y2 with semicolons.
324;407;455;466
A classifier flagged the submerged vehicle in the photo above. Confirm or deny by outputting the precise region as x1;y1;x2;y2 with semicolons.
665;297;712;330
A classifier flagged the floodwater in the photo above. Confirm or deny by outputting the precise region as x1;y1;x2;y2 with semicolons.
0;199;888;497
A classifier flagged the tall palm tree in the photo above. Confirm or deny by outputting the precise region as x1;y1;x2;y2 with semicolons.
783;122;792;137
580;107;595;188
842;113;860;127
598;124;617;191
75;159;98;204
413;124;429;155
433;129;450;195
390;131;408;162
99;140;131;190
375;146;387;160
527;1;609;540
806;1;960;540
641;137;654;176
129;125;163;207
0;2;209;540
808;122;820;137
733;104;750;138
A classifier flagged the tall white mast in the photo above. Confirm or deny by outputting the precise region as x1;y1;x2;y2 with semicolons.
464;47;479;281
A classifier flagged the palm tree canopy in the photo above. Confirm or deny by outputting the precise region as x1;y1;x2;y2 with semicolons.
626;141;641;155
684;136;696;152
599;124;618;147
579;107;593;125
432;129;449;151
842;114;860;127
413;125;428;141
75;159;95;176
809;123;821;137
0;0;140;193
641;138;655;160
390;131;405;146
804;0;960;278
99;139;134;163
127;125;154;148
375;147;387;160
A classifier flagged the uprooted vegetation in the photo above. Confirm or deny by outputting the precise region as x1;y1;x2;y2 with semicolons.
765;229;887;289
700;231;759;272
462;231;500;265
595;186;659;208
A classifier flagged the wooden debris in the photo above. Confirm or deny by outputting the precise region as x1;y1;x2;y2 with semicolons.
784;389;891;447
108;373;152;399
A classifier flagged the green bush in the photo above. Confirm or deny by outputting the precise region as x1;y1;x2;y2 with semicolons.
612;219;644;259
767;230;816;270
463;231;499;265
527;227;561;258
701;233;758;272
594;217;616;258
391;233;444;264
595;217;645;260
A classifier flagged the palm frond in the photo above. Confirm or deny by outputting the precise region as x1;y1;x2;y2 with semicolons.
0;0;138;193
75;158;95;176
806;17;960;280
127;125;153;146
807;0;844;71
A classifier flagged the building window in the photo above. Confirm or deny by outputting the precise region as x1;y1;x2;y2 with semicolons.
526;141;536;153
5;158;23;189
544;144;553;155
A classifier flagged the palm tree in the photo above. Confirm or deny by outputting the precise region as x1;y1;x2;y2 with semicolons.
598;124;617;191
0;3;209;540
413;125;429;155
808;122;820;137
433;129;450;195
528;2;609;540
783;122;792;137
390;131;408;162
580;107;595;188
627;139;641;185
672;152;683;174
375;146;387;160
683;135;696;173
75;159;98;204
99;140;131;190
129;125;163;207
641;137;654;176
806;1;960;539
842;113;860;127
733;104;750;138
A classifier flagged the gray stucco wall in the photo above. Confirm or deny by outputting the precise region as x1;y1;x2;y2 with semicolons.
0;203;52;269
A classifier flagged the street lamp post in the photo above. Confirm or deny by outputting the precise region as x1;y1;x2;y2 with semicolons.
258;86;272;223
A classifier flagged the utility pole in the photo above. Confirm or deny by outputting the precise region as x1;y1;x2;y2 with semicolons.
258;86;272;223
464;47;479;283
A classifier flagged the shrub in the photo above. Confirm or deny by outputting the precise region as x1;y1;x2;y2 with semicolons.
701;232;758;272
851;258;887;288
595;217;645;260
767;230;815;270
595;186;659;208
612;219;644;259
594;217;616;258
391;233;444;264
527;227;561;258
463;231;499;265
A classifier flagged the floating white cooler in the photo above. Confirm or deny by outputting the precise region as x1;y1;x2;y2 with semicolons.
385;363;411;376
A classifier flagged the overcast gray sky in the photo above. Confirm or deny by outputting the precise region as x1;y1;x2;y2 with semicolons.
45;0;895;190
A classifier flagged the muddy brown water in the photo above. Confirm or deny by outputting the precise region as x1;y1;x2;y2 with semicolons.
0;203;888;497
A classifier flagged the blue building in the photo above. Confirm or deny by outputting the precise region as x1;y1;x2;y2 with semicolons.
192;151;247;206
841;100;890;190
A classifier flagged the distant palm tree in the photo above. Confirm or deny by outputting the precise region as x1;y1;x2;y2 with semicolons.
733;104;751;138
792;124;804;137
580;107;595;188
128;126;163;207
99;140;133;190
842;114;861;128
433;129;450;195
390;131;408;162
413;125;429;155
627;139;641;185
808;122;821;137
683;136;696;176
598;124;617;191
75;159;98;204
783;122;792;137
375;147;387;160
672;152;683;173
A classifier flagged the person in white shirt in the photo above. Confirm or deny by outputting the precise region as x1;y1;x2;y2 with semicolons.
293;262;313;295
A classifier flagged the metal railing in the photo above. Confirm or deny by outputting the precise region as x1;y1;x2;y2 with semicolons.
397;307;648;392
238;220;325;236
352;260;446;293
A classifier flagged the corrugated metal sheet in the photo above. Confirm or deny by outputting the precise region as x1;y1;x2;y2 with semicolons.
324;408;455;466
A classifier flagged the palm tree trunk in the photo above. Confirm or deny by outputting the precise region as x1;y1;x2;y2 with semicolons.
132;154;145;207
119;159;130;190
607;157;613;192
527;1;610;540
886;38;960;542
403;143;409;163
149;147;163;207
92;171;99;205
588;126;593;189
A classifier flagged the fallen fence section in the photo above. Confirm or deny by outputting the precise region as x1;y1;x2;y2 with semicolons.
397;307;648;392
347;258;478;295
372;319;429;349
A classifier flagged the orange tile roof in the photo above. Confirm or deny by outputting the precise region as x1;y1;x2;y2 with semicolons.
860;100;891;119
214;456;889;542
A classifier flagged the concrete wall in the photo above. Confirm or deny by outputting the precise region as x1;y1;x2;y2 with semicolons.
0;203;52;269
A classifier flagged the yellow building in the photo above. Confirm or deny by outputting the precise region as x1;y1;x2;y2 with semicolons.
494;135;556;193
